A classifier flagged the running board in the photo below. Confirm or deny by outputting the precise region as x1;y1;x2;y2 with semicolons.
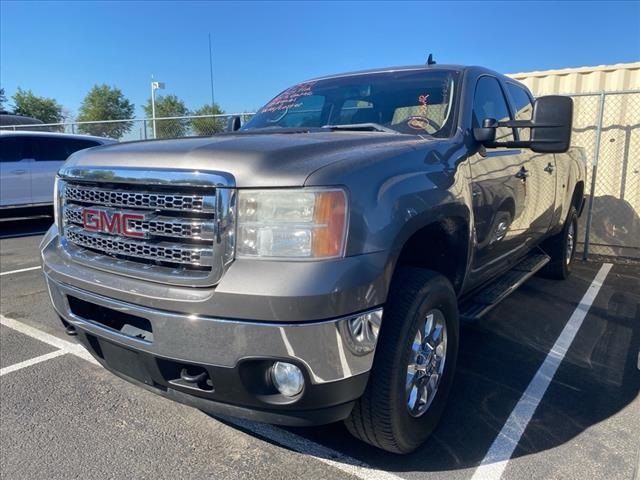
459;251;550;322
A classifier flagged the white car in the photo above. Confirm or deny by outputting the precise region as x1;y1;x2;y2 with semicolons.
0;131;115;210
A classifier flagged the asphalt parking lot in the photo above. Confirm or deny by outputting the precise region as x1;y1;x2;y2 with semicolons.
1;216;638;480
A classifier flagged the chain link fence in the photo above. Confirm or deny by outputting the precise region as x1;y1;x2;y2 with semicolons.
2;93;639;260
570;91;640;261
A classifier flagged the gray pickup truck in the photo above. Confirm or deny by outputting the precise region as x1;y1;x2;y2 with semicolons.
41;64;585;454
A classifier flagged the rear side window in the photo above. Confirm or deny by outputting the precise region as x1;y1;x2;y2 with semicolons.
335;99;375;124
31;137;100;161
0;137;26;162
506;83;534;140
473;77;514;142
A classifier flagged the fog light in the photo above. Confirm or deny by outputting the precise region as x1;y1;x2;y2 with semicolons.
271;361;304;397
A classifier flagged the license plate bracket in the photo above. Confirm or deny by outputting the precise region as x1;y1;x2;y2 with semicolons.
99;339;154;386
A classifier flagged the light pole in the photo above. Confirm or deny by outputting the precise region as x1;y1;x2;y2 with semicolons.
208;33;215;107
150;78;165;139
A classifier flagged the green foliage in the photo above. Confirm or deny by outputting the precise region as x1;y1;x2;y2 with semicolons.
76;85;135;139
144;94;189;139
0;87;6;111
12;88;64;124
191;103;225;135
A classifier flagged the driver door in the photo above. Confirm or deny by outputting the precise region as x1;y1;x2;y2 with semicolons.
468;76;536;283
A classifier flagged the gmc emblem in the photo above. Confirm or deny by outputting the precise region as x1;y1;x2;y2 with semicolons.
82;208;146;238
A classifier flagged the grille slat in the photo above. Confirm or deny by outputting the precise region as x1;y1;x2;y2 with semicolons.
63;206;216;240
65;184;216;213
65;226;214;267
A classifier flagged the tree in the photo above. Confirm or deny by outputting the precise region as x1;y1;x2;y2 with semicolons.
143;94;189;139
12;88;64;124
0;87;7;111
76;84;135;139
191;103;225;136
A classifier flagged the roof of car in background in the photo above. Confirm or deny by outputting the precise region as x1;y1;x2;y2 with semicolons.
0;130;116;143
0;113;44;126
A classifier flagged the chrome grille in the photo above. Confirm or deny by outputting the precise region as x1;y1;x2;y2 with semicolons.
58;169;235;287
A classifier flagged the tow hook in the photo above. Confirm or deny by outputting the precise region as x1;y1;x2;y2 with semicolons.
179;367;213;391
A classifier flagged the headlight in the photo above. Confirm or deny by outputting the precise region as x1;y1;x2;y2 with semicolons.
236;188;348;259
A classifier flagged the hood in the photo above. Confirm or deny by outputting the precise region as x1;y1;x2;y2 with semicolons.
64;131;423;187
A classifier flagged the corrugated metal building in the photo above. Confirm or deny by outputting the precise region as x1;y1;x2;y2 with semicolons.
508;62;640;258
507;62;640;95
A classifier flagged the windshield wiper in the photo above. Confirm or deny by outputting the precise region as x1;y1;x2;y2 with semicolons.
322;123;398;134
235;126;325;135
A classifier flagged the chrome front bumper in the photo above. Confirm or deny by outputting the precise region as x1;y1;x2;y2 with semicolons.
45;266;380;386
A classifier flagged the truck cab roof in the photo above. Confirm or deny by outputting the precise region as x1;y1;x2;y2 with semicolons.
310;64;506;82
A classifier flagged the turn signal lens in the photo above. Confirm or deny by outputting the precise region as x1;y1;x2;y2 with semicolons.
311;190;347;258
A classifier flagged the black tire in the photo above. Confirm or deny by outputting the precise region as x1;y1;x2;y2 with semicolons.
344;268;459;454
540;206;578;280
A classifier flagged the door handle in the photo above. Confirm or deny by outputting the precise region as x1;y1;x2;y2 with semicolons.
11;169;27;175
515;167;530;180
544;162;555;174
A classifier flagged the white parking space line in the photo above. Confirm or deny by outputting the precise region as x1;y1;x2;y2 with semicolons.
0;315;99;365
222;416;404;480
471;263;613;480
0;350;67;376
0;265;42;276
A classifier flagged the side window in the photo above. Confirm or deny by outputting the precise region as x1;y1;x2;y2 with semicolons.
64;138;100;155
32;137;99;161
506;83;534;140
472;77;514;142
0;137;25;162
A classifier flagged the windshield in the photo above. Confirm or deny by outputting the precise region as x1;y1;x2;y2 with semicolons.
242;69;459;137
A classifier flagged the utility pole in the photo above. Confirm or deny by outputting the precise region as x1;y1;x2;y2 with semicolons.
208;33;215;107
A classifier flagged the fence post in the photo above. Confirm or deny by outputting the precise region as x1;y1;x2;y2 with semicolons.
71;123;75;134
143;120;147;140
582;91;606;260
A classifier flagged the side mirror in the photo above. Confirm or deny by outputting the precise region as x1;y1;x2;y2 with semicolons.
474;95;573;154
529;96;573;153
473;118;497;143
226;115;241;132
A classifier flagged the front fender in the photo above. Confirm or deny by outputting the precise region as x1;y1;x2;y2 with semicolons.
306;137;475;299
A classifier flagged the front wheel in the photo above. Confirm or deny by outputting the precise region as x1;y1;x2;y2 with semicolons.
540;206;578;279
344;268;459;454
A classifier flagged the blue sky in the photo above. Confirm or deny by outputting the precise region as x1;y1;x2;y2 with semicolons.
1;1;639;119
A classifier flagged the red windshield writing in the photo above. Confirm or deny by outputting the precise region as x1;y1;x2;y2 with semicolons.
261;82;317;113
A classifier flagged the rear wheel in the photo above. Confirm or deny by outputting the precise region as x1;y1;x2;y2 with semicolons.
344;268;459;454
540;206;578;279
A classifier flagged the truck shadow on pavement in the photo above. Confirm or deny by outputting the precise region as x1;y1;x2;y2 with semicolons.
0;213;53;239
224;262;640;475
